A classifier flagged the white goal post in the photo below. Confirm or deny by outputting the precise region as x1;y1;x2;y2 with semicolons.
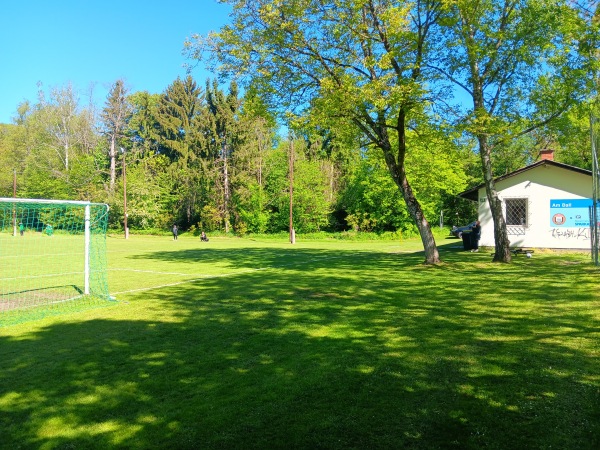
0;198;111;324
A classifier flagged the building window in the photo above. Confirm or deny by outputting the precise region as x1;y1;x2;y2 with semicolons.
505;198;528;226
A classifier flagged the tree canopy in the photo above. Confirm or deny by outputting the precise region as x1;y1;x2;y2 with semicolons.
1;0;597;264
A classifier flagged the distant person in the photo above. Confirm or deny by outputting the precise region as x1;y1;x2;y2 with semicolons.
45;224;53;236
471;220;481;252
19;222;24;236
172;224;178;241
201;231;209;242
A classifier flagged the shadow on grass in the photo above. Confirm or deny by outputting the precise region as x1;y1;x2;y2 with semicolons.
0;244;599;449
127;244;397;272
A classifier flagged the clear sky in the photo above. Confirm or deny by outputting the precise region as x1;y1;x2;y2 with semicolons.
0;0;232;124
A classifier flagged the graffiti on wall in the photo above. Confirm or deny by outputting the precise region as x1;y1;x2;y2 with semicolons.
550;227;590;240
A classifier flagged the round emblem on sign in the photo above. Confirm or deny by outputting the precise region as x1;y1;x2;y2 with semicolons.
552;213;566;225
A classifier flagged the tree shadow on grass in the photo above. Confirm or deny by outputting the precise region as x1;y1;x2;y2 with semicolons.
0;245;599;449
127;244;402;273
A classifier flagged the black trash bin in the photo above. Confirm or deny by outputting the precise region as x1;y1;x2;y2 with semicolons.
461;231;473;251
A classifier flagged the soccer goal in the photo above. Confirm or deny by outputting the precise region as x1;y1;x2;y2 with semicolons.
0;198;112;326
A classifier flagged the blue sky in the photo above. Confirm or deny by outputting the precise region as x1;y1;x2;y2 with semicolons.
0;0;232;124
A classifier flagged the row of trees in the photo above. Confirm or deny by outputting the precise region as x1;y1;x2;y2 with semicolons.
189;0;600;262
1;0;598;264
0;76;477;236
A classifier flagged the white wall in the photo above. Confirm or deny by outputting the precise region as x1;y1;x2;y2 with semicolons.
477;164;593;250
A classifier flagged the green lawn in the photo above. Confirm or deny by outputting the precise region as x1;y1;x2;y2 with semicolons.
1;234;599;449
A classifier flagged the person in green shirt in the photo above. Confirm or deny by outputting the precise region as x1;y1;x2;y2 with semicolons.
45;224;53;236
19;222;24;236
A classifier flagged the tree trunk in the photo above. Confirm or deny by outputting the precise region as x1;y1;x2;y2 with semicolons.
109;135;117;192
378;123;440;263
397;164;440;264
478;135;512;262
62;116;70;171
223;141;230;233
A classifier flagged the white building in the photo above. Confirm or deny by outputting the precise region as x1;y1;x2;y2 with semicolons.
458;151;594;250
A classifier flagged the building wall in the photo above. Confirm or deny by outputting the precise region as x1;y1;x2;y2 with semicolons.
477;164;593;250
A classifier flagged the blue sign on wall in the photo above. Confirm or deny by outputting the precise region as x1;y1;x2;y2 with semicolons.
550;199;592;227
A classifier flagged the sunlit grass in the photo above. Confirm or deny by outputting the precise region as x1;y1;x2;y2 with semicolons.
0;234;599;449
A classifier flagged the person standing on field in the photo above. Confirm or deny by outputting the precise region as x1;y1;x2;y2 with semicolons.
19;222;24;236
172;224;178;241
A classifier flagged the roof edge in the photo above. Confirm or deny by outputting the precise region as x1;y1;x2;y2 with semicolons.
457;160;592;202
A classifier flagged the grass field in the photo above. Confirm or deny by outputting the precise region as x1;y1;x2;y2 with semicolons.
0;231;109;324
1;234;599;449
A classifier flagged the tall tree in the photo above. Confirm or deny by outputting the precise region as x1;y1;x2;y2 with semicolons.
230;90;279;233
17;83;99;200
101;79;132;191
231;116;274;233
154;75;205;225
128;91;161;155
155;75;203;164
260;138;333;233
193;0;446;263
436;0;588;262
36;83;79;172
204;80;242;232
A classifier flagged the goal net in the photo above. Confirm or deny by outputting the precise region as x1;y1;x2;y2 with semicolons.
0;198;112;326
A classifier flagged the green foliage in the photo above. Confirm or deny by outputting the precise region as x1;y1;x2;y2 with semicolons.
155;75;204;164
540;101;598;170
198;204;222;232
21;158;71;200
0;124;28;196
231;112;274;234
66;152;107;200
233;182;271;234
101;80;131;135
200;80;242;231
339;125;473;233
263;140;334;233
128;91;162;155
123;154;175;231
405;127;473;217
200;0;451;263
342;155;409;232
4;0;599;249
6;83;102;201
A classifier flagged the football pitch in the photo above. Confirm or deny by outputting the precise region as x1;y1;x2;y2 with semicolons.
0;235;599;449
